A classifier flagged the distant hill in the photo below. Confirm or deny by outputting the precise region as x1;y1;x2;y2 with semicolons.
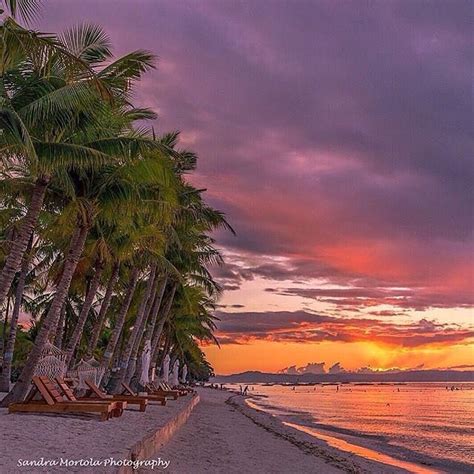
212;370;474;384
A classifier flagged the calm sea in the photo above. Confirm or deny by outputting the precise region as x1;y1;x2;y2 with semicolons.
237;382;474;473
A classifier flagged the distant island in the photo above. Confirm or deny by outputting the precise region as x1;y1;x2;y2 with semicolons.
213;370;474;384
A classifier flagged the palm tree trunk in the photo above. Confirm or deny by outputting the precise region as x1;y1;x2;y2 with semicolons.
1;223;89;405
169;351;178;381
131;276;167;380
157;331;172;374
65;263;104;367
99;268;139;373
1;296;11;359
54;303;66;349
85;262;120;358
141;277;167;349
100;331;124;388
151;283;177;362
109;266;157;392
0;177;48;309
0;243;31;392
151;314;170;363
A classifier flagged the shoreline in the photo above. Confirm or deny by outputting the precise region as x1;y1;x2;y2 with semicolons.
226;392;411;473
158;388;433;473
235;390;471;474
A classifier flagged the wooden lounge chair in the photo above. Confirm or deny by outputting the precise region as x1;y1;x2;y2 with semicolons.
161;382;187;396
40;376;125;418
145;382;179;400
83;380;148;412
159;381;186;396
55;378;126;417
175;382;196;394
175;384;196;395
120;382;167;406
8;376;117;421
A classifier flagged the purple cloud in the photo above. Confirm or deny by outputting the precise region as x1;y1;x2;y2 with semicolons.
40;1;473;314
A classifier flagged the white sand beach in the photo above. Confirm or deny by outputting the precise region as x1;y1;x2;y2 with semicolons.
0;393;193;473
1;388;437;473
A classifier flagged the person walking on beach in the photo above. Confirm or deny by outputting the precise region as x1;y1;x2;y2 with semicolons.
243;385;249;396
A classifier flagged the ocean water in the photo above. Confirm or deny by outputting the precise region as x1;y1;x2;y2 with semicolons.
239;383;474;473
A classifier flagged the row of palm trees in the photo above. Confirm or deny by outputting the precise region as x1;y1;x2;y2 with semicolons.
0;4;231;405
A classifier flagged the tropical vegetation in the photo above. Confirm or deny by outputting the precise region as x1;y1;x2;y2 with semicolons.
0;1;231;404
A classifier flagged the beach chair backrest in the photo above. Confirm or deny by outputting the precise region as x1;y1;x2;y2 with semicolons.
25;381;40;402
121;382;137;396
31;376;56;405
85;379;107;399
38;376;65;404
55;378;78;401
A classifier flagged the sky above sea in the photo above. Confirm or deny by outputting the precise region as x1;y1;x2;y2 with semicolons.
39;0;473;374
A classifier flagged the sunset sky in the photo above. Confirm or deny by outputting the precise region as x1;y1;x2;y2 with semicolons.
43;1;473;374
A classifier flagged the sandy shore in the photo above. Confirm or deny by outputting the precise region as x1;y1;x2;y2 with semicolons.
156;389;414;473
1;388;438;473
0;392;194;473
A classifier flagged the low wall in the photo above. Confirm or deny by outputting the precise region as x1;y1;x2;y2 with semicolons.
118;394;200;473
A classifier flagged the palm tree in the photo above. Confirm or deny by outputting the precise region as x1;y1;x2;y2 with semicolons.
0;23;169;404
109;265;156;380
0;17;234;400
153;283;219;384
150;282;178;363
0;19;114;308
0;236;31;391
64;259;104;366
99;266;139;375
85;261;119;358
0;19;158;309
126;274;167;381
3;132;180;403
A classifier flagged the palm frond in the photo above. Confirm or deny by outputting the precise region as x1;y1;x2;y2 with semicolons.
3;0;43;23
59;24;112;65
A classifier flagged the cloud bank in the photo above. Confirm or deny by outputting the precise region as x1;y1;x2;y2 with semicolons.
215;310;474;347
